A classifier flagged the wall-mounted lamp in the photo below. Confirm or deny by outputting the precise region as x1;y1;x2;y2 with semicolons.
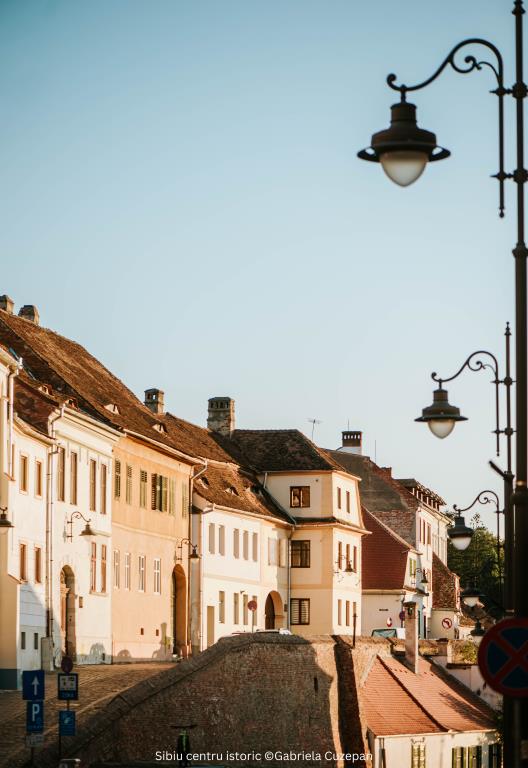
66;511;95;542
0;506;13;532
176;538;200;562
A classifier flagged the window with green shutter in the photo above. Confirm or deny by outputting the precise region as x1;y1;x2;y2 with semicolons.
468;746;482;768
452;747;466;768
182;482;189;518
411;743;425;768
488;744;502;768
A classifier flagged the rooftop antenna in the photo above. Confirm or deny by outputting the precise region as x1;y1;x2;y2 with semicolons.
307;418;322;441
374;439;377;464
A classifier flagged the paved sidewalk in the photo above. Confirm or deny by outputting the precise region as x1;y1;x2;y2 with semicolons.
0;662;174;768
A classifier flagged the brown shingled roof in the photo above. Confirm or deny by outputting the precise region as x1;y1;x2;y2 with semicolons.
362;507;414;590
432;553;459;611
229;429;340;472
14;374;59;436
362;654;495;736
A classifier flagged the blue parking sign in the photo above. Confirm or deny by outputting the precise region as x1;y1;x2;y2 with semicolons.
59;710;76;736
26;701;44;733
22;670;45;701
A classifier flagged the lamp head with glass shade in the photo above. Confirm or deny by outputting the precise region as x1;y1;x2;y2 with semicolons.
415;386;468;439
80;521;95;539
0;507;13;533
461;585;482;608
448;514;474;551
357;99;450;186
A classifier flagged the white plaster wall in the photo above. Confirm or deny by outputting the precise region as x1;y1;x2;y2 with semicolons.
372;730;498;768
264;473;324;517
433;658;502;710
362;592;406;637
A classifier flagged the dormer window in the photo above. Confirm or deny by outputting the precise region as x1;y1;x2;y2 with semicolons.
290;486;310;508
104;403;120;414
226;486;239;496
65;397;78;409
199;477;210;488
153;423;167;434
39;384;52;396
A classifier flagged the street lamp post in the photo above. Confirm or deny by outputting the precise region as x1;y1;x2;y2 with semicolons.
358;3;528;763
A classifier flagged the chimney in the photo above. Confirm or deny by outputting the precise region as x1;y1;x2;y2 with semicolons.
403;601;419;674
436;638;453;666
207;397;235;436
0;295;14;314
340;430;362;454
144;388;165;415
18;305;40;325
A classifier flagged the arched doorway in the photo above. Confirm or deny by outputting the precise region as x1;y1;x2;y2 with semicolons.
60;567;76;658
265;591;284;629
171;565;187;656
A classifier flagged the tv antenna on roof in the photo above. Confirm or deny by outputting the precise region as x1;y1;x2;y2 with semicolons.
307;418;322;441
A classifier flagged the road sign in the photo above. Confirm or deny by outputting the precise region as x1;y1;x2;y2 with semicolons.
399;610;406;622
478;617;528;696
59;710;76;737
442;617;453;630
25;733;44;747
26;701;44;733
22;670;45;701
248;600;257;612
61;657;73;674
386;617;393;628
58;673;78;701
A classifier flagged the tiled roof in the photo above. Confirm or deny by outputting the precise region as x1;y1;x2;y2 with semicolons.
362;507;414;590
229;430;341;472
195;464;292;522
432;553;459;611
362;655;495;736
14;374;60;436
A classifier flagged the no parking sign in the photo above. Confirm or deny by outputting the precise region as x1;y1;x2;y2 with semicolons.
478;617;528;696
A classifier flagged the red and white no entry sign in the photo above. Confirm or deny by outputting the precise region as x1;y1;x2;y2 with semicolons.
248;600;257;612
442;617;453;630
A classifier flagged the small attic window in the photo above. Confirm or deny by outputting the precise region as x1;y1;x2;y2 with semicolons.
65;397;78;409
104;403;120;415
39;384;52;396
226;486;239;496
251;485;263;497
199;477;210;488
153;423;167;434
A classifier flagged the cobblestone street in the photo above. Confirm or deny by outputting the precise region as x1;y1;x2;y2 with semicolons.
0;662;174;768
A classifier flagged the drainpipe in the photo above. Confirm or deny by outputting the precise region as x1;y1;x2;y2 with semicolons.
187;461;207;654
45;407;64;660
7;363;19;479
287;530;293;631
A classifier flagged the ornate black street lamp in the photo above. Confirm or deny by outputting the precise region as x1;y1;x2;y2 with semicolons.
358;4;528;763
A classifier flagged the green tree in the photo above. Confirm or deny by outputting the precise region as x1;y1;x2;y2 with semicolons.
448;520;504;619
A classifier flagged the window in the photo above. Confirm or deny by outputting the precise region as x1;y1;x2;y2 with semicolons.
452;747;466;768
243;594;249;626
101;545;107;593
243;531;249;560
124;552;131;590
114;459;121;499
17;455;27;492
35;460;43;498
279;539;287;567
218;526;225;555
337;541;343;570
138;555;146;592
290;486;310;508
346;490;351;513
268;538;278;566
291;540;311;567
89;459;97;512
113;550;120;589
20;543;27;581
427;523;432;546
345;600;350;627
290;598;310;625
337;487;342;509
126;465;133;504
34;547;42;584
208;524;216;554
70;452;78;504
337;599;342;625
182;481;189;517
168;478;176;515
151;474;169;512
252;532;258;561
153;558;161;594
21;632;26;650
34;633;39;651
139;470;148;508
233;593;240;624
346;543;351;569
351;546;358;572
233;529;240;558
488;744;502;768
411;743;426;768
409;559;417;578
219;591;225;623
100;464;107;515
468;747;482;768
57;447;65;501
90;543;97;591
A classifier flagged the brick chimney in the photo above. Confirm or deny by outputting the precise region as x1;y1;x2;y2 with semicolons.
339;430;362;454
403;601;419;674
0;295;14;314
18;305;40;325
207;397;235;436
144;388;165;415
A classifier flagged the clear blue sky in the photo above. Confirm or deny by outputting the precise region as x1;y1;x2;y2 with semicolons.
0;0;517;532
